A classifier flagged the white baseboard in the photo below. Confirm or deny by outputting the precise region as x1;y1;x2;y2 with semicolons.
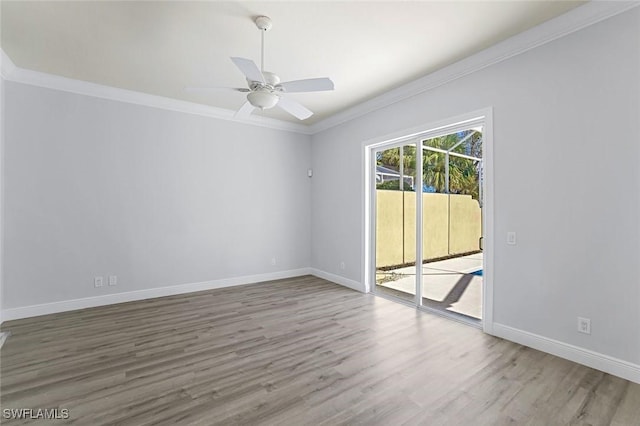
2;268;312;321
309;268;364;293
9;269;636;385
492;323;640;384
0;332;9;349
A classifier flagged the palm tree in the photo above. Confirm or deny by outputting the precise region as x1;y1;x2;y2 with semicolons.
423;132;481;199
376;133;481;198
377;145;417;190
378;146;417;173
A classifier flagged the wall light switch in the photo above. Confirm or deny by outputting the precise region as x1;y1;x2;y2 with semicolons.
94;276;104;288
507;232;517;245
108;275;117;286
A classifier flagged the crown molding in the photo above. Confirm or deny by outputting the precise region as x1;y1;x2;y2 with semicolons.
2;1;637;136
1;48;17;79
308;1;640;134
0;51;312;135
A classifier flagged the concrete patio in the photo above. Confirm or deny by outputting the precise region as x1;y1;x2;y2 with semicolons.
376;253;483;320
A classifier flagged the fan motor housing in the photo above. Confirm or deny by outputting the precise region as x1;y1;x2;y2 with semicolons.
262;72;280;86
255;16;272;31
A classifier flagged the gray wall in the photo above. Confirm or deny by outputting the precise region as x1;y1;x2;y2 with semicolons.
311;9;640;364
3;83;311;308
0;77;4;323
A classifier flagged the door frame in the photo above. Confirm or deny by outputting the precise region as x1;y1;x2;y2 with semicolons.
362;108;494;334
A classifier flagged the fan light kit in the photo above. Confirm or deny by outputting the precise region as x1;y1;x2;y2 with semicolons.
186;15;334;120
247;89;278;109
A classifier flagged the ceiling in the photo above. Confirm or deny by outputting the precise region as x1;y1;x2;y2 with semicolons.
1;1;585;125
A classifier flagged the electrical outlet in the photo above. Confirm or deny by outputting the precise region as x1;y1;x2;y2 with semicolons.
507;231;517;245
270;257;276;266
340;261;346;271
94;276;104;288
577;317;591;335
108;275;117;286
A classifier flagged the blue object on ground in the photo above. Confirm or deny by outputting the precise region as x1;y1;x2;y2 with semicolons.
470;269;483;276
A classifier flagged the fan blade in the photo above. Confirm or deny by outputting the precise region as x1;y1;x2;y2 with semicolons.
278;78;334;93
234;101;255;119
277;96;313;120
185;86;250;93
230;57;265;83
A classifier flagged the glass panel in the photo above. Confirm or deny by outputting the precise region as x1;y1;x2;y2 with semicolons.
375;144;417;302
421;130;483;322
423;149;447;195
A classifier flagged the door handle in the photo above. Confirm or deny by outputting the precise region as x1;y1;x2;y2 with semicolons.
479;236;484;250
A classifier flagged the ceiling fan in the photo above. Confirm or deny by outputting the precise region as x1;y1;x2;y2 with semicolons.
187;16;334;120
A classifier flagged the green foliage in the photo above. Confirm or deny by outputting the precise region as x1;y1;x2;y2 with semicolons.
376;179;414;191
422;131;481;200
376;131;482;200
378;146;417;174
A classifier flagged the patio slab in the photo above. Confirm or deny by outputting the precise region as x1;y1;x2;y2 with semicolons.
376;253;483;320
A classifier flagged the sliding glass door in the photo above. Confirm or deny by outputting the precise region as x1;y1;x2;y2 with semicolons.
374;143;417;303
371;120;485;325
420;130;483;323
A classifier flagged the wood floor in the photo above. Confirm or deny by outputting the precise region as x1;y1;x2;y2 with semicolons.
1;276;638;425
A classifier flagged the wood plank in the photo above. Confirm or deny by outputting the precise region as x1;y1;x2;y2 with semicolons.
1;275;637;425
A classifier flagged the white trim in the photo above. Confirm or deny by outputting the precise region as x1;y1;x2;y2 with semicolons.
360;110;491;151
362;142;373;294
0;55;311;136
308;1;640;134
1;268;312;321
0;49;17;79
310;268;364;293
415;138;424;305
493;323;640;385
0;57;6;328
481;108;494;334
